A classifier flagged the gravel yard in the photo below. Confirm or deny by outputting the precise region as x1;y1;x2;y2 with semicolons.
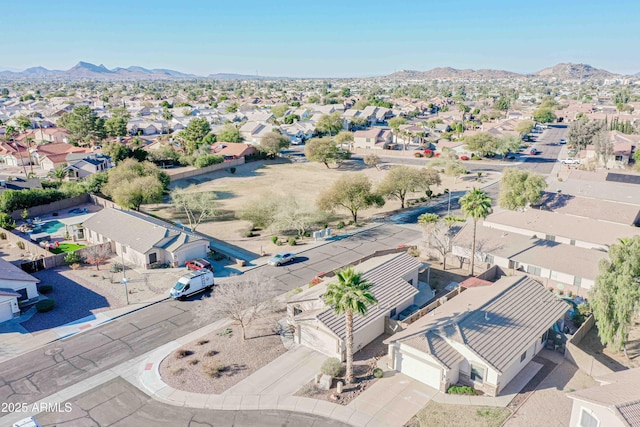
159;310;286;394
408;401;511;427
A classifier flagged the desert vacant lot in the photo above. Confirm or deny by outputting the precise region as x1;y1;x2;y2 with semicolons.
146;159;497;255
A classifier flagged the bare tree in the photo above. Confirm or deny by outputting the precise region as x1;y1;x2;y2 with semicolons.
269;196;327;237
364;153;381;170
194;273;279;340
426;216;465;270
84;244;112;270
171;186;219;232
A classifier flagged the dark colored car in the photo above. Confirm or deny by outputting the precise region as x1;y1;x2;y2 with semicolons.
185;258;213;271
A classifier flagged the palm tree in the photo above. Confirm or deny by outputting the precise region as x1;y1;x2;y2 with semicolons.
52;166;68;183
459;188;492;276
323;267;377;384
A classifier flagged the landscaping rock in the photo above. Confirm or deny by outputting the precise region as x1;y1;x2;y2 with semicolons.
318;374;332;390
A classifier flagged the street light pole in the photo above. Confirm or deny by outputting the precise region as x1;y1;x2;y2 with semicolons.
121;246;129;305
447;189;452;216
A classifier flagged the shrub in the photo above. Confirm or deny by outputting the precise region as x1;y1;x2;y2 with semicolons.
38;284;53;294
423;149;434;158
64;251;82;265
578;302;592;316
299;383;320;397
174;349;193;359
0;232;6;240
271;236;279;244
276;240;283;246
407;247;421;257
171;367;185;376
70;263;81;270
471;154;481;160
287;287;303;298
321;357;343;377
244;229;255;238
36;299;55;313
572;313;586;327
194;154;224;168
0;212;16;230
336;221;345;229
188;359;199;366
288;237;297;246
414;152;423;158
16;241;25;250
203;363;226;378
205;350;218;357
372;368;384;378
110;263;124;273
447;385;477;395
229;167;236;174
197;339;210;346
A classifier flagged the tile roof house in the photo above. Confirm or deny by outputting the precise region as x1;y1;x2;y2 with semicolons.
353;128;394;150
239;121;275;145
385;275;569;396
286;252;423;360
0;257;40;322
82;208;210;269
569;368;640;427
210;142;256;159
64;154;112;179
34;143;90;171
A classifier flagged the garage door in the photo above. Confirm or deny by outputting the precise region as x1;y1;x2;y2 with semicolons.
396;351;442;389
177;244;207;265
0;301;13;323
301;327;338;359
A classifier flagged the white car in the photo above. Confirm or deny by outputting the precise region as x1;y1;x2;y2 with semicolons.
559;138;567;144
268;252;296;266
561;158;580;165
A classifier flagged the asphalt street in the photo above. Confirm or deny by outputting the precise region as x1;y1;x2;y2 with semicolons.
35;378;349;427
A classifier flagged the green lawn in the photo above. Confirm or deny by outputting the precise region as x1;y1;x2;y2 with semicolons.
49;243;85;254
411;401;512;427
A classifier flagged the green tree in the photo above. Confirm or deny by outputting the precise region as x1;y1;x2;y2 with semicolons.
104;107;131;137
458;103;470;121
459;188;492;276
493;97;510;112
57;105;105;145
51;166;68;184
567;119;606;150
334;131;354;150
533;107;556;124
591;236;640;356
161;108;173;121
316;112;344;136
259;131;290;158
378;166;441;208
363;153;381;169
388;117;408;144
102;159;168;210
322;267;377;384
317;173;384;223
171;186;219;232
349;116;368;130
178;117;211;154
270;104;288;118
495;135;522;159
498;168;547;210
216;124;243;143
15;115;32;132
304;137;350;168
464;132;498;157
515;120;535;136
102;141;132;163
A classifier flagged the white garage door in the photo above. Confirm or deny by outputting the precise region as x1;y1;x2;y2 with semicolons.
301;327;338;359
0;301;13;323
396;351;442;389
177;244;207;265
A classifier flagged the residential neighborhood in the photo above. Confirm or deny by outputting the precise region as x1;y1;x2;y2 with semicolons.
2;3;640;427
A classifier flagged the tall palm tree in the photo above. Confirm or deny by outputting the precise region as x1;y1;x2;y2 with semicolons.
323;267;377;384
52;166;68;184
459;188;492;276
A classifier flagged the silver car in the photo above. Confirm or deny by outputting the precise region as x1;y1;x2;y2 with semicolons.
268;252;296;266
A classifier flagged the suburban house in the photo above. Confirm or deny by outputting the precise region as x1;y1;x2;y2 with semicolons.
451;194;640;296
279;120;316;142
568;368;640;427
0;176;42;194
34;143;90;171
239;121;275;145
353;128;394;150
385;275;569;396
0;257;40;322
577;132;639;169
16;127;70;144
286;252;423;360
82;208;210;268
0;141;32;167
210;142;256;159
64;154;112;179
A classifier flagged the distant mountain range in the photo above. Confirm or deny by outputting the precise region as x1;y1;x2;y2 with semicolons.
387;63;630;81
0;61;635;81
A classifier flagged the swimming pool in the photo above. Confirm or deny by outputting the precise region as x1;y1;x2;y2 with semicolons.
30;220;65;235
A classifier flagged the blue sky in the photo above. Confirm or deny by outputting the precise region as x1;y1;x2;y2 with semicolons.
3;0;639;77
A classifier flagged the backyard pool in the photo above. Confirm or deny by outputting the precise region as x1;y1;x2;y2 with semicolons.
30;220;65;235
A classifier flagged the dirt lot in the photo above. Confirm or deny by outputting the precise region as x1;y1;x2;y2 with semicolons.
577;320;640;370
408;401;511;427
146;159;499;257
159;309;286;394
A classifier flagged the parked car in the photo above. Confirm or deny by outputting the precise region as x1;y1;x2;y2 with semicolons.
185;258;213;272
530;148;539;155
13;417;42;427
459;155;469;161
561;158;580;165
559;138;567;144
170;270;214;300
268;252;296;266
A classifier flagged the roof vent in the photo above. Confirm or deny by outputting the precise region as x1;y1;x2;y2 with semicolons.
484;312;490;321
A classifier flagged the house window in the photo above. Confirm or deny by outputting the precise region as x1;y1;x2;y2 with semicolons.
526;265;541;276
541;330;549;344
579;409;599;427
470;363;485;383
615;155;623;161
149;253;157;264
574;276;582;287
390;308;396;318
549;270;558;281
545;234;556;242
520;351;527;363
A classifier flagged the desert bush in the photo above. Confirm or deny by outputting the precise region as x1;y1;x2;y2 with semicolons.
407;247;421;257
110;263;124;273
36;299;55;313
205;350;218;357
188;359;199;366
271;236;279;244
171;367;185;375
0;213;15;230
203;363;226;378
299;383;321;397
38;284;54;294
321;357;343;377
194;154;223;168
372;368;384;378
244;229;255;238
288;237;297;246
174;349;194;359
336;221;345;229
70;263;81;270
64;251;82;265
0;231;6;239
229;167;236;174
447;385;477;395
414;152;423;158
16;241;25;250
197;339;209;346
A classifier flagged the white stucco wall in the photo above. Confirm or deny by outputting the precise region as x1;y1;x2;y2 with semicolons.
569;401;622;427
0;279;38;301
